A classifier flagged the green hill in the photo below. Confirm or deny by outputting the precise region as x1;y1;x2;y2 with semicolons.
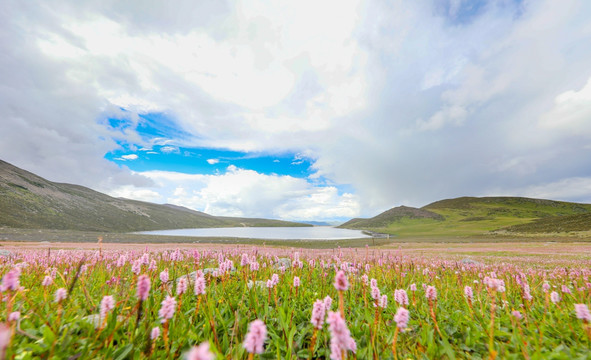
340;206;443;228
340;196;591;237
0;159;309;232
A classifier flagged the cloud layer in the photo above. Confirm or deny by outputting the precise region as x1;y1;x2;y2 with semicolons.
2;0;591;220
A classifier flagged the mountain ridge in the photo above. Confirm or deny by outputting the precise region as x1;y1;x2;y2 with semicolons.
0;159;309;232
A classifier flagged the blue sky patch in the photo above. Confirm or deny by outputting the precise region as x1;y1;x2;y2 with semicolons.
105;145;315;178
103;111;317;178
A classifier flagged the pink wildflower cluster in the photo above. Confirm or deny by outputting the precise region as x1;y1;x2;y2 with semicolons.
425;286;437;301
160;269;169;284
394;289;409;306
177;277;188;295
137;275;151;301
464;286;473;301
194;273;206;295
243;319;267;354
394;307;410;331
575;304;591;322
1;269;20;292
185;342;214;360
54;288;67;303
334;271;349;291
158;295;177;323
311;299;326;329
100;295;115;321
327;311;356;360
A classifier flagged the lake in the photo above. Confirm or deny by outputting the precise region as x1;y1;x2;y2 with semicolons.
137;226;371;240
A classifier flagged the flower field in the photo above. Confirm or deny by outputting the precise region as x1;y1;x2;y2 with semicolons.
1;245;591;359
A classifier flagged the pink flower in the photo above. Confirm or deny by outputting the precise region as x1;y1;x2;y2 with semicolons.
425;286;437;301
241;253;249;266
394;307;410;331
116;255;126;267
271;274;279;286
136;275;151;301
334;271;349;291
293;276;300;288
327;311;356;359
550;291;560;304
522;285;532;301
575;304;591;322
361;274;368;286
370;278;378;288
42;275;53;287
185;342;214;360
0;324;11;351
243;319;267;354
150;327;160;340
487;278;504;292
55;288;67;303
194;274;206;296
2;269;20;291
370;285;381;300
562;285;572;294
464;286;473;301
177;277;188;295
410;283;417;292
378;294;388;308
158;296;177;323
512;310;522;320
100;295;115;321
311;299;326;329
131;260;141;275
159;269;169;283
324;296;333;311
149;260;157;271
8;312;19;322
542;282;550;293
394;289;409;306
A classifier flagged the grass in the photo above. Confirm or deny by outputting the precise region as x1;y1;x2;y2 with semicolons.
3;243;591;359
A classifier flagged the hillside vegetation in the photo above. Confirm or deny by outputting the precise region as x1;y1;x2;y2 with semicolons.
0;160;309;232
340;196;591;237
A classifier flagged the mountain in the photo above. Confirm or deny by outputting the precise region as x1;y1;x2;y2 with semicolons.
0;159;310;232
340;196;591;237
297;221;337;226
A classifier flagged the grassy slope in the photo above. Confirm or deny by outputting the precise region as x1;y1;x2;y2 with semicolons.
341;197;591;238
0;160;309;232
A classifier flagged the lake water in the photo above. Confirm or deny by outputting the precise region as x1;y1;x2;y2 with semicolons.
137;226;371;240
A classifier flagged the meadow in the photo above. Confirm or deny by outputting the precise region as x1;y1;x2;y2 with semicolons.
1;242;591;359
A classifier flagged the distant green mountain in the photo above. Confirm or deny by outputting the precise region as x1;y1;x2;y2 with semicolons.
0;160;309;232
340;196;591;237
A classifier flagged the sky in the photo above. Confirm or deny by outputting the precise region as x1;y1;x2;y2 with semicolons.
1;0;591;222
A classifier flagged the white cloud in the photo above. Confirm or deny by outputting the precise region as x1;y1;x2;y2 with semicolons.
110;167;360;221
540;77;591;135
206;159;219;165
160;146;179;154
486;177;591;204
2;0;591;221
107;186;163;203
119;154;138;160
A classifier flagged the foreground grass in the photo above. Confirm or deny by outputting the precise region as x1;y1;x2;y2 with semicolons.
1;245;591;359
